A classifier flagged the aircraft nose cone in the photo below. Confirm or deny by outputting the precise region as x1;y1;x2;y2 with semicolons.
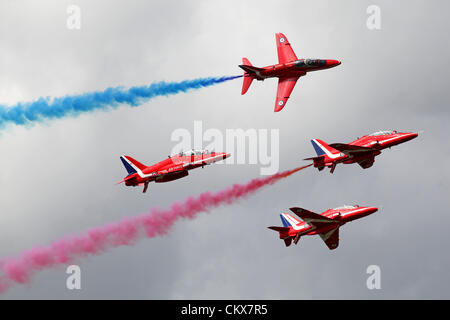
365;207;379;214
327;59;341;67
400;132;419;142
355;206;378;218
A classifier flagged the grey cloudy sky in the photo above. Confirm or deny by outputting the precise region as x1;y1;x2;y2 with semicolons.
0;0;449;299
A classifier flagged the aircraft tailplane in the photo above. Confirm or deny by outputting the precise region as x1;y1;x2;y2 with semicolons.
268;226;290;232
268;214;301;247
241;74;254;95
268;225;291;246
239;57;264;94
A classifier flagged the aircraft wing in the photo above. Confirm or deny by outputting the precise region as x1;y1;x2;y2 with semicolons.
319;227;340;250
357;157;375;169
275;77;299;112
328;143;376;156
289;207;339;229
276;33;298;64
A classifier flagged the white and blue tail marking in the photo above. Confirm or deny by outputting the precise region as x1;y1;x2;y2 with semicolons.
311;139;341;158
120;155;148;177
280;213;301;227
120;156;137;176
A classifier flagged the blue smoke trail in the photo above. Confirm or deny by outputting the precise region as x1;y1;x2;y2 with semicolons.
0;75;242;128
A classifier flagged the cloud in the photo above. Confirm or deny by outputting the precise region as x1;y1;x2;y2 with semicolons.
0;0;449;299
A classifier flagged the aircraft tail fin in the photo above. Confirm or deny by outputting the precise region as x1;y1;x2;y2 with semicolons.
310;139;341;157
120;155;147;175
280;213;301;227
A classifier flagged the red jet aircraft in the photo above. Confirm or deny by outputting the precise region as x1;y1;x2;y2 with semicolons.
239;32;341;112
118;149;230;193
268;205;378;250
305;130;419;173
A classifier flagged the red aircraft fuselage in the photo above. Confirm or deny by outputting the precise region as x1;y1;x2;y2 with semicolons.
306;130;419;173
118;149;230;193
269;205;378;250
245;59;341;81
239;33;341;112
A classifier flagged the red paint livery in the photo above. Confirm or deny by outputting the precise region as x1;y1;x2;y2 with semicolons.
305;130;419;173
118;149;230;193
239;32;341;112
269;205;378;250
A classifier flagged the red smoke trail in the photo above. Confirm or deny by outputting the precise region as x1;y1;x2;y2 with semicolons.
0;164;311;294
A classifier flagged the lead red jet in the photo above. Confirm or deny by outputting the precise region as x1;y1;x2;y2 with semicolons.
239;32;341;112
268;205;378;250
305;130;419;173
117;149;230;193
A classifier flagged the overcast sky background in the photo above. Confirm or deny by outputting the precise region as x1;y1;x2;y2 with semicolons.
0;0;449;299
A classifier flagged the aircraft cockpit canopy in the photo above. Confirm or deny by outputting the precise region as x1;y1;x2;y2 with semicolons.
296;59;327;67
179;149;211;156
333;205;359;210
369;130;397;136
